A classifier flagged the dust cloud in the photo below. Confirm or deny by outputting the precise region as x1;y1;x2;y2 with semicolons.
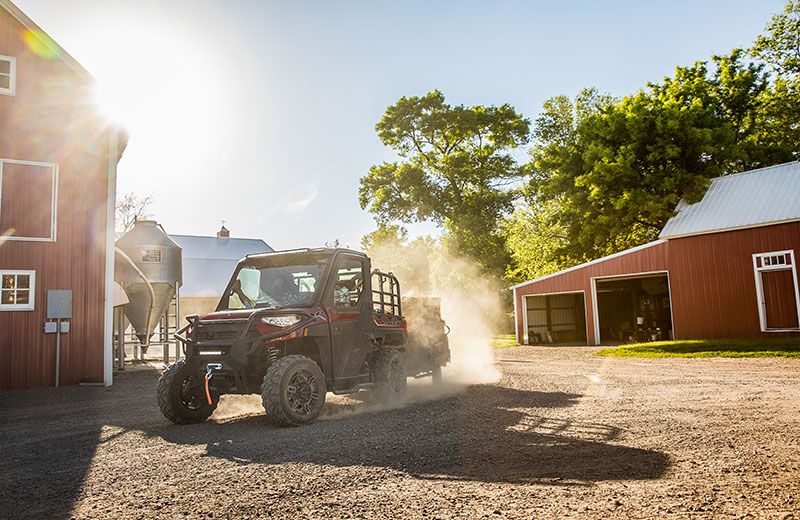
367;239;503;386
210;394;264;422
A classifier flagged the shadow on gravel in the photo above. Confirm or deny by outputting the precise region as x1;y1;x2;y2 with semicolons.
0;367;670;519
0;368;165;520
152;383;670;486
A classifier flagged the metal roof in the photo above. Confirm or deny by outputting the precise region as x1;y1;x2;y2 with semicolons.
169;234;272;261
178;259;245;298
660;161;800;239
168;234;273;297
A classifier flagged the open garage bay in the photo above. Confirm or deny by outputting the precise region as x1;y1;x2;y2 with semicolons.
1;347;798;518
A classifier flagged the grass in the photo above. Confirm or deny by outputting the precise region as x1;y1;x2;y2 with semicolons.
595;338;800;359
491;334;520;349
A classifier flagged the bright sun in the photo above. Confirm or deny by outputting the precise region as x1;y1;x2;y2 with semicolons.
87;23;227;154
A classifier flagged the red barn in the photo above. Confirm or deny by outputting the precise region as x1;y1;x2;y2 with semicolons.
512;162;800;346
0;0;127;388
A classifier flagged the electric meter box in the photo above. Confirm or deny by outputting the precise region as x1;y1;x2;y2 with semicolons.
47;290;73;320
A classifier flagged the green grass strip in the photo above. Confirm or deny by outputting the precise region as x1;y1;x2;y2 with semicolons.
491;334;520;349
595;338;800;358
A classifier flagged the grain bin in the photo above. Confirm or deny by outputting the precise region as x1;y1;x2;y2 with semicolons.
115;220;182;348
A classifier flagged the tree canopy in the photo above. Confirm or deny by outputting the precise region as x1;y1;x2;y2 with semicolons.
752;0;800;75
506;48;799;279
362;1;800;289
359;91;529;275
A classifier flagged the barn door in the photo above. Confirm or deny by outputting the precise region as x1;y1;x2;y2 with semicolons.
753;251;800;331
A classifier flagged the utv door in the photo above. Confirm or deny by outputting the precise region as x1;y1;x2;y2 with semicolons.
326;254;372;389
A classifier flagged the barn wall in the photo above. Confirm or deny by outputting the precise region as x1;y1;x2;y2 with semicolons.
514;241;670;345
0;9;114;389
513;222;800;345
668;221;800;339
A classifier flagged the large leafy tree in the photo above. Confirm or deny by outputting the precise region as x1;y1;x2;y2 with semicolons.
752;0;800;75
359;91;530;276
518;50;797;271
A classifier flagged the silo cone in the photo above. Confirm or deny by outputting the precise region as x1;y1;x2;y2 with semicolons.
115;220;182;352
121;282;176;347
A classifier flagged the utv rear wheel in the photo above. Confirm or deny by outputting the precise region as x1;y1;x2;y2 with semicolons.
157;360;218;424
371;350;407;403
262;355;326;426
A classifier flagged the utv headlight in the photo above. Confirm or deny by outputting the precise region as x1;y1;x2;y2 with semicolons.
261;315;302;328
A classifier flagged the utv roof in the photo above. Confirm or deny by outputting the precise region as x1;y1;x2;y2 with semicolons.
244;247;366;260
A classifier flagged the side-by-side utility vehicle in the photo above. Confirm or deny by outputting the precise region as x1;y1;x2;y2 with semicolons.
157;248;450;426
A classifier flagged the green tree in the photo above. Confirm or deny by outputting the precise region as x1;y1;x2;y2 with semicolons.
521;51;796;271
752;0;800;75
501;199;565;284
359;90;530;276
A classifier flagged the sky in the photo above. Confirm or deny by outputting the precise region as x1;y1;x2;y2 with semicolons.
14;0;786;250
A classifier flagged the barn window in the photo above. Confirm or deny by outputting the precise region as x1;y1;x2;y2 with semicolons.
0;55;16;95
0;270;35;311
0;159;58;242
752;250;800;332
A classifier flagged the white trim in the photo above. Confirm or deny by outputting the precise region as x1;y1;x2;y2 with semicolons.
0;54;16;96
512;288;520;344
0;269;35;311
0;158;59;242
521;290;589;345
103;129;120;387
508;240;666;290
660;218;800;241
590;270;674;345
752;249;800;332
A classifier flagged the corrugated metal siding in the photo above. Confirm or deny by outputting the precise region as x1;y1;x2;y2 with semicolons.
0;9;112;389
668;222;800;339
514;242;670;344
514;222;800;344
660;162;800;239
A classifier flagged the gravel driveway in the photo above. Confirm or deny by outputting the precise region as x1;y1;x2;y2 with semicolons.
1;346;798;519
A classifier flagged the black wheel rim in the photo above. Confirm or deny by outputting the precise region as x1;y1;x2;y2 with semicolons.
388;358;404;394
287;369;320;416
179;374;206;410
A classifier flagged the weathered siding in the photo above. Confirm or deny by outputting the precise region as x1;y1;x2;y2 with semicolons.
0;9;114;388
514;222;800;345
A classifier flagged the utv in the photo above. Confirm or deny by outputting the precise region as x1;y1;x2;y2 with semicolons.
157;248;450;426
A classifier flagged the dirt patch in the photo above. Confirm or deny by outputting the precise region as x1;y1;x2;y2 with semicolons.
0;346;798;518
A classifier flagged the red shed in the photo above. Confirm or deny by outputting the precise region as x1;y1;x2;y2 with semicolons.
512;162;800;345
0;0;127;389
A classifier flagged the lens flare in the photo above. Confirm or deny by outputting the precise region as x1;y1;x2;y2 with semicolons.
21;29;61;60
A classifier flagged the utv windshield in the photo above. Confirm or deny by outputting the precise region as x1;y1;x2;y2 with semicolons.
222;254;328;310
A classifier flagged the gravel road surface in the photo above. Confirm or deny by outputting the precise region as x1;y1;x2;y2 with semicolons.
1;346;798;519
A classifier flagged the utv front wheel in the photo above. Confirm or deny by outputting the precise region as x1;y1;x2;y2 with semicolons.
157;360;218;424
371;350;407;403
262;355;326;426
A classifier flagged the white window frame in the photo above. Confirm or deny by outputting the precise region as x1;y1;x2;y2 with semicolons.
0;270;36;311
0;55;16;96
752;250;800;332
0;159;59;242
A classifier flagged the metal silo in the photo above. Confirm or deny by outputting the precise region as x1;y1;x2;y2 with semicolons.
115;220;182;349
